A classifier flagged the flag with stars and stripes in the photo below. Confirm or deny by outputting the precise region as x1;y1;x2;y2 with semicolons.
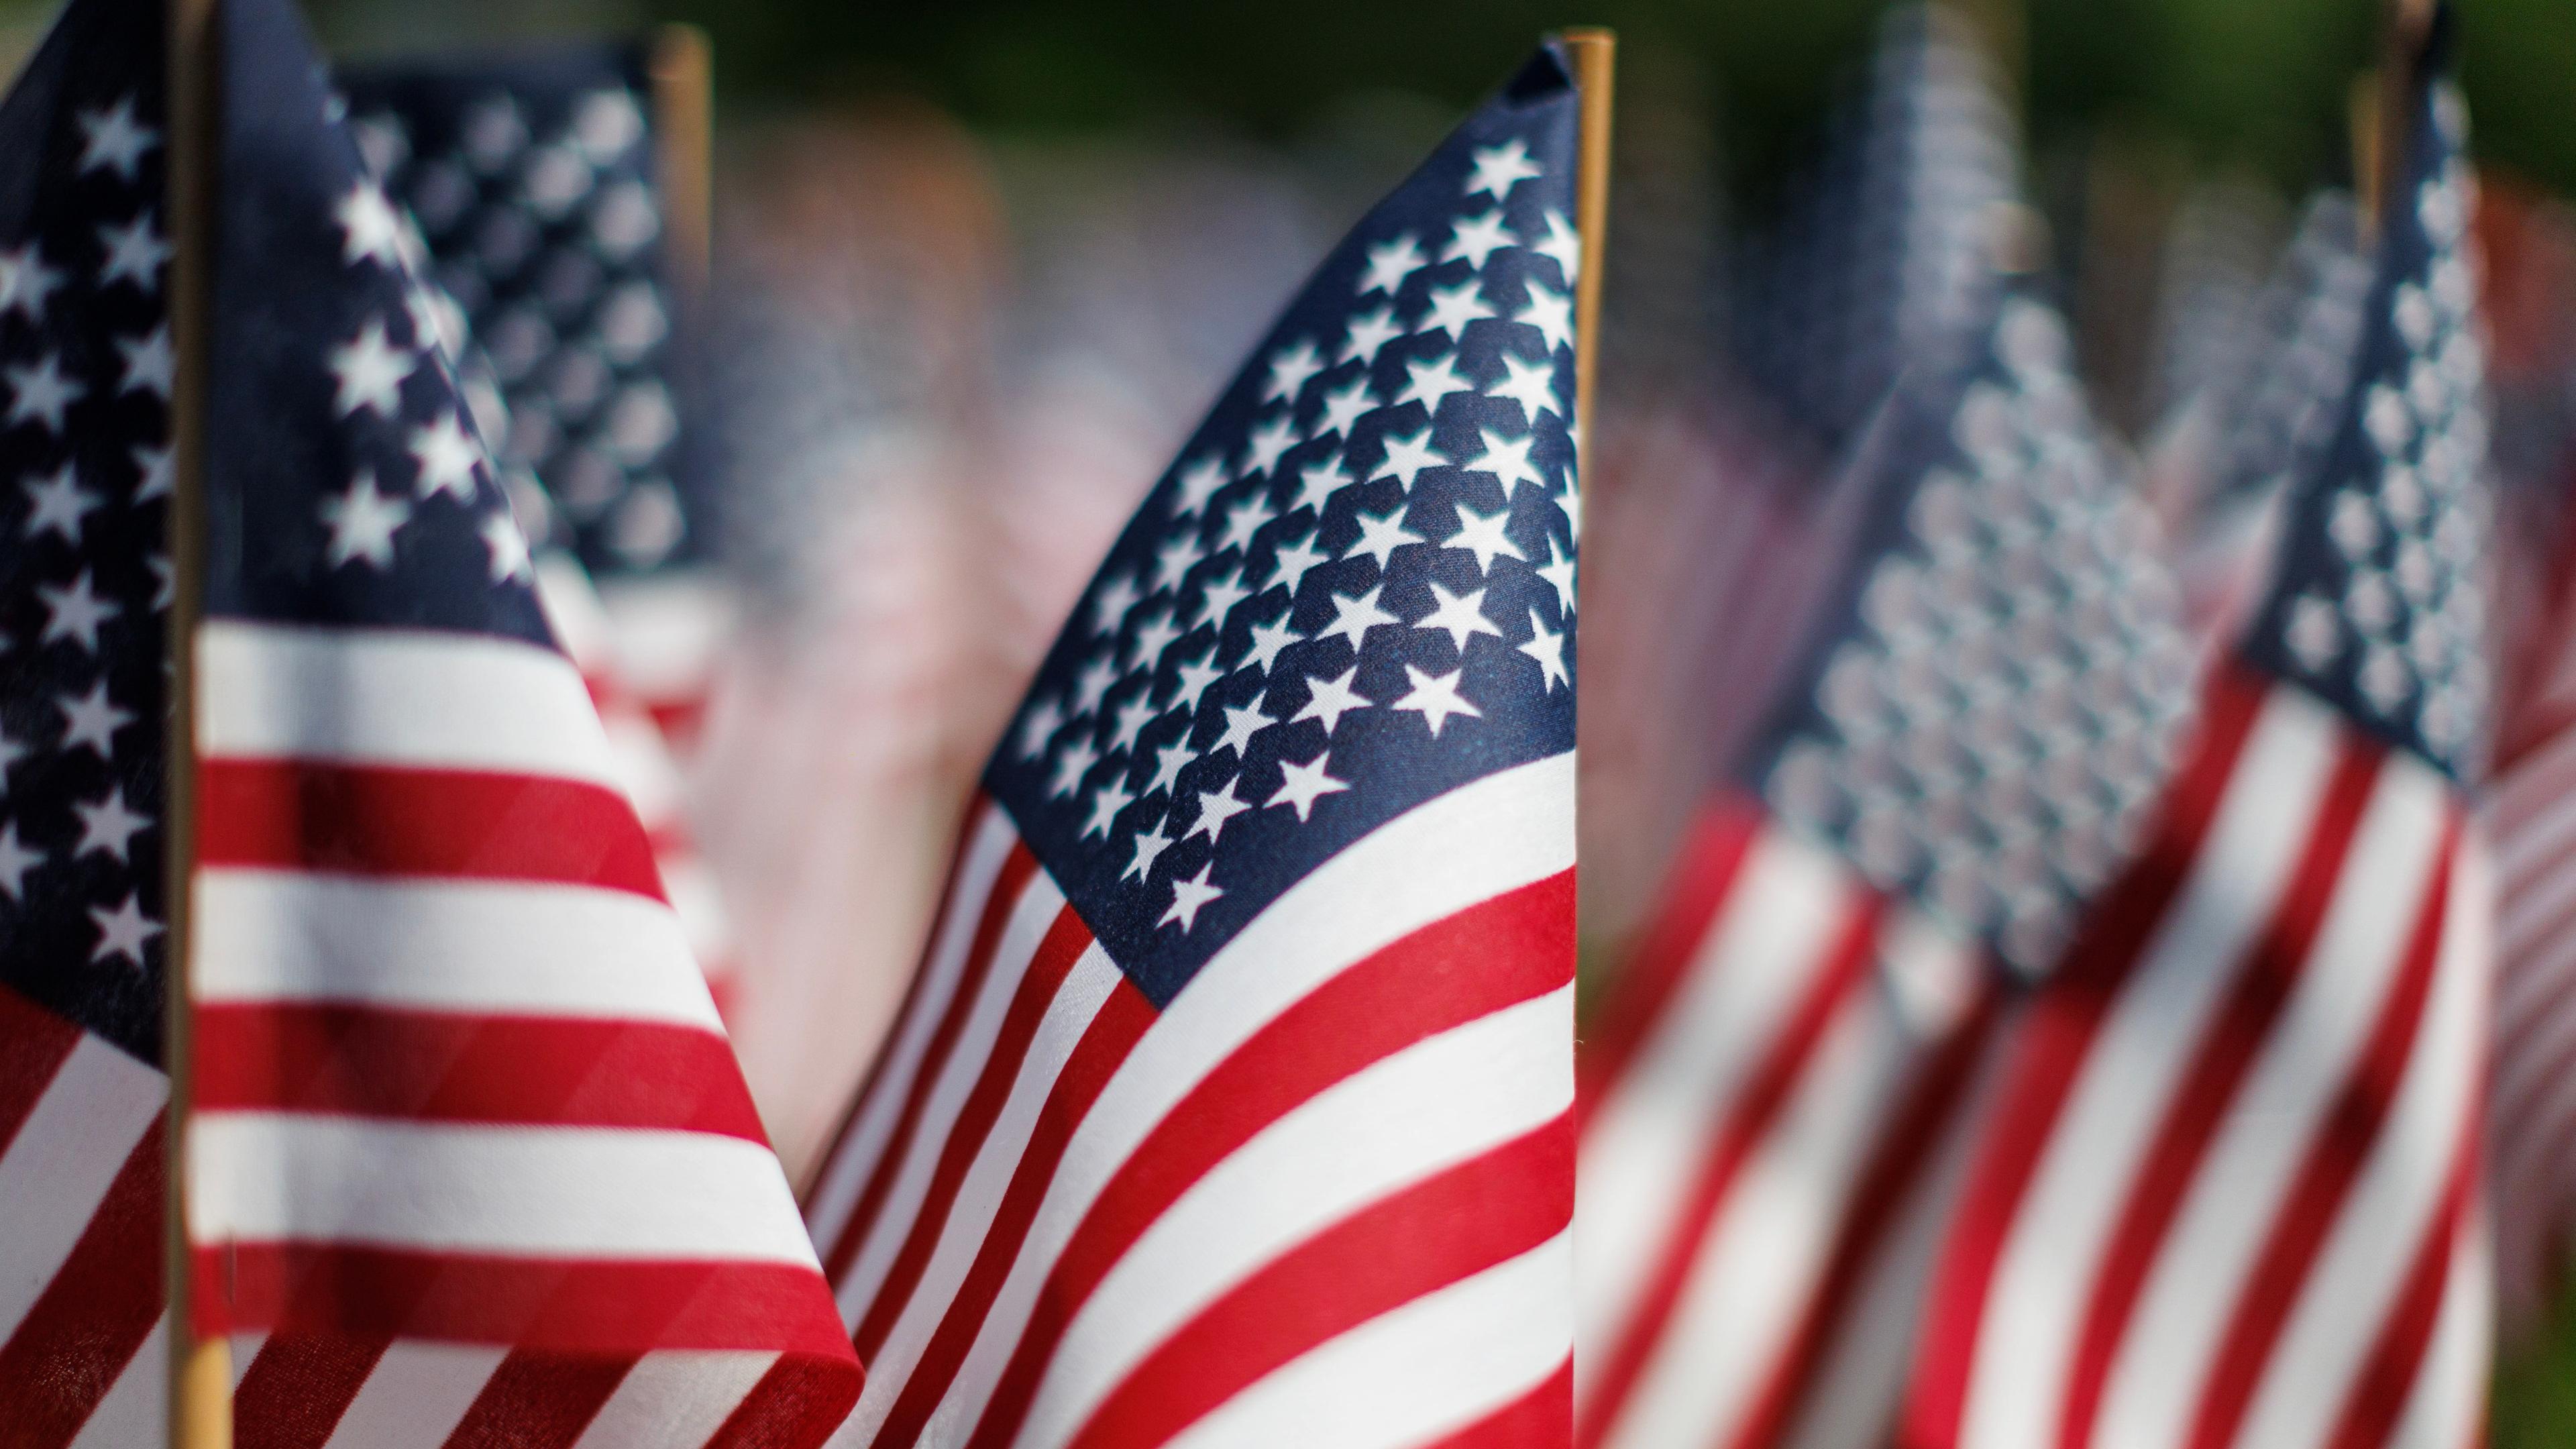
801;44;1586;1448
339;40;728;755
0;0;863;1440
1576;284;2198;1449
1894;19;2497;1449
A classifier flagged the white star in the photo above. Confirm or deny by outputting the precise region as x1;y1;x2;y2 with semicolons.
1396;352;1476;414
1265;340;1326;403
1268;750;1351;822
1554;480;1582;543
0;822;38;900
96;215;169;291
1049;736;1102;798
74;787;150;863
1487;352;1562;424
1421;279;1498;343
1072;654;1120;715
0;725;21;780
1089;572;1143;635
1218;496;1271;554
1375;428;1450;488
1264;531;1330;596
1184;775;1252;845
1417;580;1505;654
1106;693;1162;755
1521;608;1570;690
1447;501;1527;576
22;464;101;541
1083;777;1137;839
1392;663;1482;737
1240;608;1303;673
7;354;84;433
57;680;131;758
1291;665;1372;735
337;182;405;267
1245;415;1299;476
1292;457;1352;516
76;97;156;181
1349;506;1426;570
1460;427;1546;493
1466;139;1544;201
1124;818;1175;881
1169;648;1226;712
480;509;532;582
1318;582;1401;650
1316;378;1375;441
1016;698;1064;759
116;327;172;397
39;571;117;653
1190;569;1252;632
1444;209;1516;269
90;893;160;969
328;319;415;419
1154;533;1201;593
147;554;172;609
1210;702;1268;760
1130;608;1183;670
409;411;482;499
1160;861;1225;933
0;243;64;321
1145;739;1197;798
131;442;172;500
1517;280;1576;353
1341;306;1405;366
1538;537;1577;614
1358;234;1429;297
1532;208;1581;283
321;470;410;569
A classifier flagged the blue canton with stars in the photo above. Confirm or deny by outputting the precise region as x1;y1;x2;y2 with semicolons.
0;0;174;1064
204;0;548;645
991;48;1580;1008
2241;14;2493;784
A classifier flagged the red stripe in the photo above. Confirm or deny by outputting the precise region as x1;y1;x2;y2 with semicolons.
2052;737;2385;1449
819;844;1040;1283
439;1350;631;1448
869;981;1157;1447
1898;664;2269;1449
1577;889;1882;1447
204;1246;860;1364
2184;816;2461;1449
1576;798;1762;1132
703;1351;871;1449
1063;1119;1572;1449
193;1005;764;1138
231;1332;392;1449
958;869;1577;1449
0;1116;164;1449
2322;1120;2481;1449
1417;1358;1573;1448
196;758;664;899
854;905;1093;1360
0;984;82;1152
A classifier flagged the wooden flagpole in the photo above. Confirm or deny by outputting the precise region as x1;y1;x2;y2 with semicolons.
2359;0;2438;237
1557;28;1614;492
651;23;714;305
166;0;228;1439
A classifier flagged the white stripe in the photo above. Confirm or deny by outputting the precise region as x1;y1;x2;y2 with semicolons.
805;806;1018;1253
2385;1208;2491;1449
1575;826;1854;1385
1011;983;1573;1449
2234;824;2487;1448
1957;689;2338;1449
2093;761;2447;1449
596;572;730;697
570;1350;781;1449
197;621;616;786
843;951;1121;1432
836;869;1069;1320
1599;978;1905;1449
189;1117;818;1264
930;751;1574;1433
193;870;719;1028
229;1332;268;1389
320;1341;509;1449
0;1034;163;1342
66;1316;162;1449
1160;1232;1573;1449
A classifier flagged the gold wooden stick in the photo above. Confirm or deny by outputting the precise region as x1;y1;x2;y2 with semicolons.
651;23;714;304
2367;0;2438;236
165;0;228;1438
1556;28;1615;493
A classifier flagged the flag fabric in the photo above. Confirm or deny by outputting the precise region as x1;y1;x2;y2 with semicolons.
1894;26;2498;1449
1576;288;2196;1449
801;44;1586;1448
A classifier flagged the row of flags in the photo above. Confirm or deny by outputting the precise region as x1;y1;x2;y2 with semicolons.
0;0;2569;1445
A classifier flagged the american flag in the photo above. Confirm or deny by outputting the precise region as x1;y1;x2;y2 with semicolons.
1576;288;2196;1449
0;0;862;1439
801;44;1585;1446
1896;23;2497;1449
